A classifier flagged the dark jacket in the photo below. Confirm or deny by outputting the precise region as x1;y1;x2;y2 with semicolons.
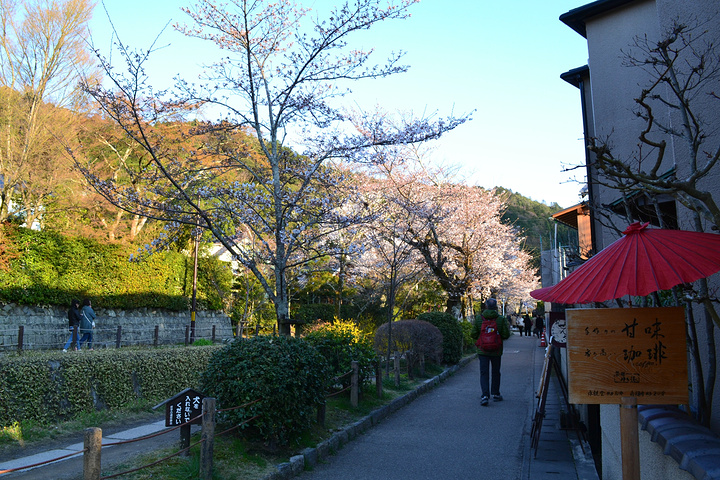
68;305;81;329
474;309;511;356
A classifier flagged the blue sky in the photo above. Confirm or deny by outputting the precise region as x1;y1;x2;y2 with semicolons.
90;0;590;209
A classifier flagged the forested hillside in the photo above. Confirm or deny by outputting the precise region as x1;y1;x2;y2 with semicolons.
497;187;578;271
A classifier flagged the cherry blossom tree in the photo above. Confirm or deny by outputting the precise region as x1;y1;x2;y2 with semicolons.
78;0;466;334
373;158;536;319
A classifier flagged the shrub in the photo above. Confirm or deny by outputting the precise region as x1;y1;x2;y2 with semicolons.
302;320;376;388
0;347;220;427
200;335;331;446
418;311;463;365
373;320;443;365
292;303;336;324
0;224;232;311
460;320;476;350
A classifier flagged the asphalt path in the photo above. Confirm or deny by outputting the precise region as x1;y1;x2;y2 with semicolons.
297;336;537;480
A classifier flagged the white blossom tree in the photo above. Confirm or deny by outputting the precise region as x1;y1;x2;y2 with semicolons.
374;158;536;319
77;0;466;334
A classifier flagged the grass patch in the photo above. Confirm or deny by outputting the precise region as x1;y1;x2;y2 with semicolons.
0;400;160;452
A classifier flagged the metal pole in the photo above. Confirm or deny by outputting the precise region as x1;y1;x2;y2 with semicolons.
191;229;199;344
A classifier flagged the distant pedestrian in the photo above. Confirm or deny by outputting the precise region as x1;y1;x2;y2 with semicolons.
523;315;532;337
62;299;81;352
78;299;96;350
535;316;545;338
474;298;511;406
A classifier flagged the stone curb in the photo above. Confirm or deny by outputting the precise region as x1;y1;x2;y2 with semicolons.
262;355;475;480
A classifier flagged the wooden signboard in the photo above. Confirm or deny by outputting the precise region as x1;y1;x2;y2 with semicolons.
165;388;205;427
567;307;687;405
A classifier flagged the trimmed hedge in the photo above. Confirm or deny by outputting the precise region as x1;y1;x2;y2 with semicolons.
417;312;464;364
200;336;331;446
0;224;231;310
0;347;221;427
373;319;443;364
303;320;376;387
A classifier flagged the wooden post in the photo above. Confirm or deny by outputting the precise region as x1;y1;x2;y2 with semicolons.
154;325;159;347
180;423;191;456
115;326;122;349
394;351;400;387
406;351;414;380
17;326;23;353
211;325;216;343
620;396;640;480
317;400;326;427
375;359;383;399
83;427;102;480
351;361;359;408
200;397;215;480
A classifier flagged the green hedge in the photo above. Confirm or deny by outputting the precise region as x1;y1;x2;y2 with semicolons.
201;336;330;446
302;320;376;387
0;347;222;427
417;312;463;364
0;225;231;310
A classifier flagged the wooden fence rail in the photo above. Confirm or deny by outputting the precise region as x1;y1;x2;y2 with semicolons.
0;323;236;353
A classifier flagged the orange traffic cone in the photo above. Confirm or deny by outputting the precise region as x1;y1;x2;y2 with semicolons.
539;328;547;347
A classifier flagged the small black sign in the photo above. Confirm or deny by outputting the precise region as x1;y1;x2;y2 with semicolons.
164;388;205;427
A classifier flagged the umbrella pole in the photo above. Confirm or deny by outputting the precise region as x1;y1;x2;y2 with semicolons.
620;396;640;479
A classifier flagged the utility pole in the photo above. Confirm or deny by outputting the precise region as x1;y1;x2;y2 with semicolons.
191;229;199;343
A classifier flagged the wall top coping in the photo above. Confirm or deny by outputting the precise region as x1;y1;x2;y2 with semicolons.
639;405;720;480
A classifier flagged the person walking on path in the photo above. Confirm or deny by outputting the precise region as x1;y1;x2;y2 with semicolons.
523;315;532;337
78;299;96;350
474;298;511;406
62;299;81;352
535;315;545;339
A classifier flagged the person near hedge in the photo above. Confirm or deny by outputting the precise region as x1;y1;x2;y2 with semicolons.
78;299;96;350
62;299;82;352
474;298;511;406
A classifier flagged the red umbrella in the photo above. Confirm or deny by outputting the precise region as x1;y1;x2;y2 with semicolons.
531;222;720;304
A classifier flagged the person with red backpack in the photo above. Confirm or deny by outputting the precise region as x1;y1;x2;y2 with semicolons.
474;298;511;406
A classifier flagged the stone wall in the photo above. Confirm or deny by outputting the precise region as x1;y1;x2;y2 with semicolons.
0;303;234;352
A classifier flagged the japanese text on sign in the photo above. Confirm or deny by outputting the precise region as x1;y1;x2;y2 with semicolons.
164;389;205;427
567;307;687;405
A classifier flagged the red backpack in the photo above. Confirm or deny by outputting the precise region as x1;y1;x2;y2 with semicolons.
476;317;502;352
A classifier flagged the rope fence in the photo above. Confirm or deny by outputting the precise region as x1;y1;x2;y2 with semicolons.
2;360;380;480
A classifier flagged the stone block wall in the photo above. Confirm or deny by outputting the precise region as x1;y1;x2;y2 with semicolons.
0;303;234;351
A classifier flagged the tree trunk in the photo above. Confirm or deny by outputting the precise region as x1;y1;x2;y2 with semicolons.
446;293;462;319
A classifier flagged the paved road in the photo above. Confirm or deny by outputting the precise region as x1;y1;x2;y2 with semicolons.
2;332;597;480
297;336;538;480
